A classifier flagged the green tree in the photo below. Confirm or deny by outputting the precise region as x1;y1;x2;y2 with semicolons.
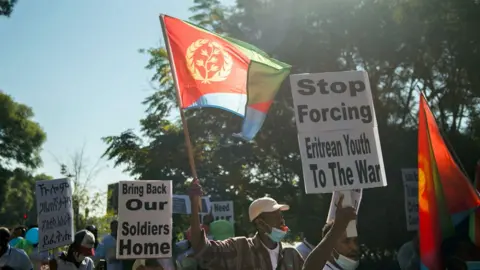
0;91;47;226
0;0;17;17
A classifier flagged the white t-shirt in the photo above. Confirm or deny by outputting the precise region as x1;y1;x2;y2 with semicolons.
323;262;341;270
261;241;280;270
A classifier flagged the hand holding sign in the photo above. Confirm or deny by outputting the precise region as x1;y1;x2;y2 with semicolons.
333;194;357;235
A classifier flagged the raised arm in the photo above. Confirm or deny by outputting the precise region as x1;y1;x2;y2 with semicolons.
188;180;238;267
302;195;356;270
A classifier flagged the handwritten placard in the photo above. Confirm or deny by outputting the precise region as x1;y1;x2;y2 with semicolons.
35;178;74;250
401;169;418;231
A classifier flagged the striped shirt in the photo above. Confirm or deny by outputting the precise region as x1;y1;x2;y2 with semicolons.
194;230;303;270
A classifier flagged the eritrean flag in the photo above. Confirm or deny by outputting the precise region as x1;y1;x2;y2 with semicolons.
469;161;480;247
160;14;291;141
418;94;480;270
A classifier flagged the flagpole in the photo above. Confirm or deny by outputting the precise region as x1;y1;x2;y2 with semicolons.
159;14;198;180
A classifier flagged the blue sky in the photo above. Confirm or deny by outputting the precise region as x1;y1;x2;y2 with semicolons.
0;0;233;205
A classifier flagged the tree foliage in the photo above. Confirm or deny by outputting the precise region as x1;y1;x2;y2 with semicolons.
59;146;105;231
0;91;48;227
102;0;480;268
0;0;17;17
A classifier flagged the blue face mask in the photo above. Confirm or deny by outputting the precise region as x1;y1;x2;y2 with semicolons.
265;227;288;243
466;261;480;270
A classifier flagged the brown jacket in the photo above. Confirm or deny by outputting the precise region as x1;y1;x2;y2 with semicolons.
195;230;304;270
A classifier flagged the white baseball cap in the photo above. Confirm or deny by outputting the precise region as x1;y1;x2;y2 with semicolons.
248;197;289;221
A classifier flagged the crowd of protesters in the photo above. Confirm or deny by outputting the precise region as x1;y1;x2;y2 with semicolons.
1;182;479;270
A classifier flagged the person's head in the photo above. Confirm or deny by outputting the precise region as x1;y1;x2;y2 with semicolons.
442;235;479;269
110;220;118;236
249;197;289;242
69;230;95;262
322;222;360;269
86;225;98;248
209;220;234;241
12;226;26;239
0;227;11;253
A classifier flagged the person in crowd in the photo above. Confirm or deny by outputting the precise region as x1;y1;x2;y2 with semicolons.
295;217;323;259
176;225;210;270
11;227;26;240
49;230;96;270
397;234;419;270
86;225;99;249
94;220;122;270
209;220;234;241
188;180;304;269
302;194;358;270
442;235;480;270
0;227;33;270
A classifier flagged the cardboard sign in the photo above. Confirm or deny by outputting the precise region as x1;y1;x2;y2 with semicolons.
116;180;172;259
327;189;363;237
211;201;234;223
401;169;418;231
172;195;211;214
290;71;387;193
36;178;74;250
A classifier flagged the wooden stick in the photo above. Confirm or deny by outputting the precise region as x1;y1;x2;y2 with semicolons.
159;14;198;180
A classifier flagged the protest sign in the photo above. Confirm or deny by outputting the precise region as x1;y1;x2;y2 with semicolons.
327;190;362;237
211;201;234;223
35;178;74;250
172;195;211;214
116;180;172;259
401;169;418;231
290;71;387;193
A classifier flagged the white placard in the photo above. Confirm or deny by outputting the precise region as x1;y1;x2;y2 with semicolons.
117;180;172;259
290;71;387;193
327;190;362;237
290;70;377;133
297;127;387;193
211;201;234;223
35;178;74;250
401;169;418;231
172;195;211;214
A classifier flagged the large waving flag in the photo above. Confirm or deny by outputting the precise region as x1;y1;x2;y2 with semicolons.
418;94;480;269
469;161;480;246
160;15;291;140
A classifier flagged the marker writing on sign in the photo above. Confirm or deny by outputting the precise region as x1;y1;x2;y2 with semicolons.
213;203;233;221
304;133;371;159
296;78;373;124
38;196;72;214
42;229;72;249
37;182;70;196
41;212;72;231
309;160;381;188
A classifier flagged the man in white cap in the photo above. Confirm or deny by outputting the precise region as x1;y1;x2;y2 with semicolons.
187;180;304;270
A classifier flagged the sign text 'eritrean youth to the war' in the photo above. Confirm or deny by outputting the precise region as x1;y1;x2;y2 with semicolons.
35;178;74;250
290;71;387;193
116;180;172;259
